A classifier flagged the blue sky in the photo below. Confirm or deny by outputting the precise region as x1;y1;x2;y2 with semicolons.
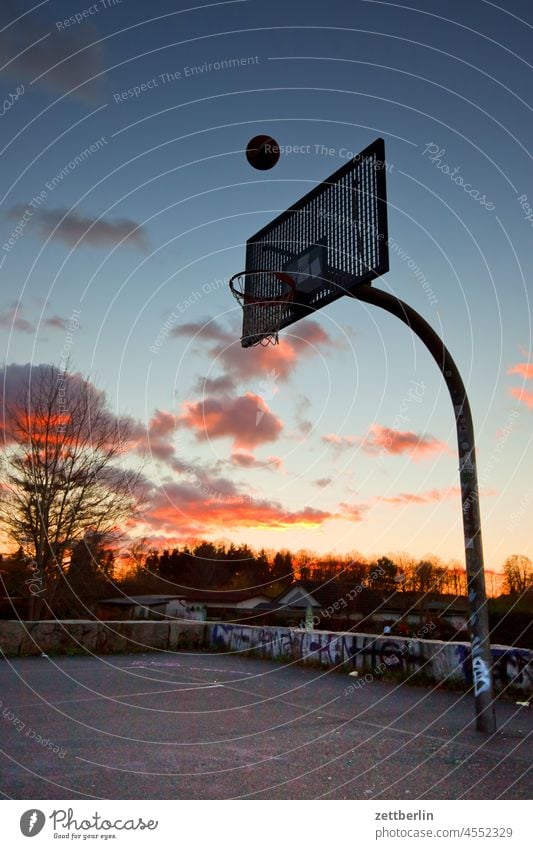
1;0;532;567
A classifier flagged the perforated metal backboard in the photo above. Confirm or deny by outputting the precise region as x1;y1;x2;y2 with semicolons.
241;137;389;346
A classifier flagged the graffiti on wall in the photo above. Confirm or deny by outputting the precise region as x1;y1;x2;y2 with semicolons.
211;624;533;697
210;624;428;674
456;644;532;695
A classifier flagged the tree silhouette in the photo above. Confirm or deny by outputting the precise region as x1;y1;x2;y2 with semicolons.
0;364;142;618
503;554;532;595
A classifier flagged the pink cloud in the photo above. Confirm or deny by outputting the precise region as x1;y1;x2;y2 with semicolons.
322;433;358;449
509;386;533;409
507;362;533;380
172;318;341;383
0;363;108;443
141;481;334;535
338;502;369;521
0;304;35;334
178;393;283;450
378;486;461;506
126;409;180;462
230;452;285;472
362;424;449;460
322;425;447;460
44;315;70;330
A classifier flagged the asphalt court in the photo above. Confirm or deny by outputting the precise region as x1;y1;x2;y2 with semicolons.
1;651;531;799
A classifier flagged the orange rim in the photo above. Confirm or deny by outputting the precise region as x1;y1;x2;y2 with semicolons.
229;270;295;305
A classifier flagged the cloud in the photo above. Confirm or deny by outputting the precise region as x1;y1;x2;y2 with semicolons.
230;452;284;473
507;362;533;380
323;425;448;460
509;386;533;409
314;477;333;488
177;393;283;450
361;424;449;460
43;315;70;330
173;321;232;344
322;433;358;449
142;480;335;536
0;303;34;334
0;3;106;102
338;502;368;522
172;318;341;383
0;303;81;335
378;486;461;506
194;375;237;395
0;363;109;443
129;409;181;462
294;394;313;436
6;206;150;251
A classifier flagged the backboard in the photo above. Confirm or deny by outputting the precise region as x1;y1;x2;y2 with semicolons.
240;137;389;346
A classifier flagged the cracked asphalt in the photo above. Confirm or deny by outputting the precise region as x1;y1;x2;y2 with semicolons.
1;651;531;799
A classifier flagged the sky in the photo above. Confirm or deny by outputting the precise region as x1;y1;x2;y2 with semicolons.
0;0;532;569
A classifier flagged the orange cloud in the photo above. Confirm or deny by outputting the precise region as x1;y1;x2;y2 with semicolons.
361;424;448;460
507;362;533;380
509;386;533;409
322;433;358;449
322;425;448;460
230;452;285;472
178;393;283;450
143;481;334;535
338;502;369;521
378;486;461;506
172;318;340;383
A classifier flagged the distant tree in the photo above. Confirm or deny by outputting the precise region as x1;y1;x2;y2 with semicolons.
503;554;532;595
389;551;416;591
189;541;220;587
266;550;294;596
294;550;314;581
409;557;447;594
57;530;115;616
270;550;294;583
121;536;149;579
340;552;368;586
253;548;271;586
442;559;467;596
370;556;398;592
0;364;142;618
0;547;33;599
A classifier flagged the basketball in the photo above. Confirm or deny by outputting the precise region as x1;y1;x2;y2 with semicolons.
246;135;280;170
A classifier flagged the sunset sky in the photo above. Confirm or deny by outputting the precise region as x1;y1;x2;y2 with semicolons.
1;0;532;569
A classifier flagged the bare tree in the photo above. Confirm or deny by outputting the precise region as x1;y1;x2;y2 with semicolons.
442;559;467;596
0;364;143;618
502;554;532;596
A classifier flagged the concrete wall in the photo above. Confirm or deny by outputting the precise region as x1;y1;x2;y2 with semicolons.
0;620;531;697
208;623;533;697
0;620;206;656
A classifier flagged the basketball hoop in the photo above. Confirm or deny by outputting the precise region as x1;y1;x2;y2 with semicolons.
229;270;296;346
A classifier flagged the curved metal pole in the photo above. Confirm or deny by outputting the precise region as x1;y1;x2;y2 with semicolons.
353;285;496;733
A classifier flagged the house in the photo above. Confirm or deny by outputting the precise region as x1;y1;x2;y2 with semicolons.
94;595;196;621
273;581;468;630
94;589;270;621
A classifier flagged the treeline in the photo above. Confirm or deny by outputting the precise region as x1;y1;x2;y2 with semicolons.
117;542;531;599
125;542;473;595
1;539;531;618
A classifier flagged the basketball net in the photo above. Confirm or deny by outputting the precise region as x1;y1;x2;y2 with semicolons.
229;270;295;346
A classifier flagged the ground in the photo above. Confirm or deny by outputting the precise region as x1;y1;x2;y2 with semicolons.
1;651;531;799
